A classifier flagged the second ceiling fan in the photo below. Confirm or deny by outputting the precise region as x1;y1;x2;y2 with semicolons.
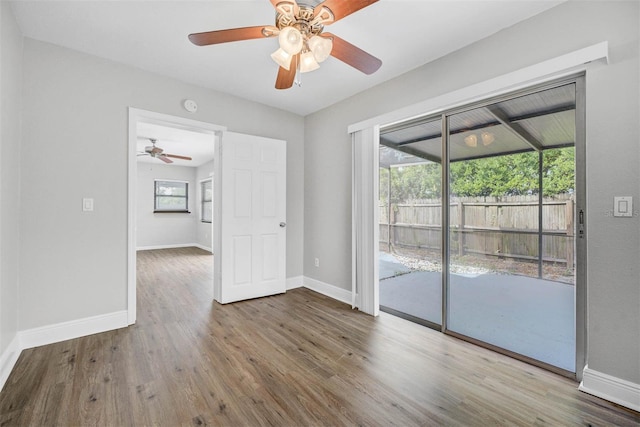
188;0;382;89
138;139;192;164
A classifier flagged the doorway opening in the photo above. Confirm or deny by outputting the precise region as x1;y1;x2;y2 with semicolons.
127;108;225;324
378;76;585;376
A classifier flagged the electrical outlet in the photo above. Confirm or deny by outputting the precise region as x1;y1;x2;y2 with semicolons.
314;258;319;268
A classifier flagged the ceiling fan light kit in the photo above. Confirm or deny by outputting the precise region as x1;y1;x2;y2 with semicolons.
188;0;382;89
299;50;320;73
271;48;293;70
308;35;332;62
278;26;304;55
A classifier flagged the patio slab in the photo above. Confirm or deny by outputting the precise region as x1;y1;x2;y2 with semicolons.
379;252;412;280
380;267;575;372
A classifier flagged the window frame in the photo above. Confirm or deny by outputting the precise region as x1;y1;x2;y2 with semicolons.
153;179;190;213
200;178;213;223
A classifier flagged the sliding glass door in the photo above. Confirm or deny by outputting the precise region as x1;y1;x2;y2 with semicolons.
378;77;583;375
446;82;578;373
378;116;443;327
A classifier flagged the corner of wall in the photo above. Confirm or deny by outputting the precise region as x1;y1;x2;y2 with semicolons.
0;309;129;391
0;335;21;392
302;276;352;306
18;311;128;353
286;276;304;290
579;365;640;412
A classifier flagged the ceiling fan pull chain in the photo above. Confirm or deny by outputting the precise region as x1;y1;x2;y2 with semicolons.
295;54;302;87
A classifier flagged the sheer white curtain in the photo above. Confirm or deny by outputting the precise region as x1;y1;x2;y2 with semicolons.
351;126;379;316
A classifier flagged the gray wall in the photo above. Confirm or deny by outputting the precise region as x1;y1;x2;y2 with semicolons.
136;163;197;249
18;38;305;330
304;0;639;384
0;1;23;355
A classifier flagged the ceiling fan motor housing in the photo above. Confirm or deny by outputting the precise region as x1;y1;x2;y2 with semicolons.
275;2;333;36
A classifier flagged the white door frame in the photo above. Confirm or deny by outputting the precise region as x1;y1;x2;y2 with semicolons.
127;108;226;325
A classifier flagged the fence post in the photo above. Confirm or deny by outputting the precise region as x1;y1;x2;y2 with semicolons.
390;204;396;248
458;201;465;256
566;199;574;269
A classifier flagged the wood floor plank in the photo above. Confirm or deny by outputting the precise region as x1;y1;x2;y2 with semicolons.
1;247;639;426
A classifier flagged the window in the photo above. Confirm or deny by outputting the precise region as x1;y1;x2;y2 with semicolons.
154;180;189;212
201;179;213;223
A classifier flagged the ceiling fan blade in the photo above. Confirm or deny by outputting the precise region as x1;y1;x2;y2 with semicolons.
189;26;272;46
158;155;173;164
315;0;378;24
322;33;381;75
164;154;193;161
275;54;299;90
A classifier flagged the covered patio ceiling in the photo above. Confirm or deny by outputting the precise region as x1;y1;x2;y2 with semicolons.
379;83;576;168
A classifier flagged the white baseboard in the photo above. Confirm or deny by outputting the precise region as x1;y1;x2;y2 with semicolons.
286;275;303;290
579;365;640;412
19;310;129;350
193;244;213;253
302;276;352;305
136;243;206;252
0;335;21;392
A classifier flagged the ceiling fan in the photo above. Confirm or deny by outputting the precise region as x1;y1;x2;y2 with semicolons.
188;0;382;89
137;139;193;164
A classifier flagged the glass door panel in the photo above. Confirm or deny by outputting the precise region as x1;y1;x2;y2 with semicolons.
378;116;442;327
446;84;577;372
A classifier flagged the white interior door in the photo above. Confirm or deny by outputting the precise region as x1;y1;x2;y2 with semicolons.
214;131;286;303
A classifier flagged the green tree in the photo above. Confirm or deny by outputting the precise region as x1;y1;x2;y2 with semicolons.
380;147;575;202
542;148;575;196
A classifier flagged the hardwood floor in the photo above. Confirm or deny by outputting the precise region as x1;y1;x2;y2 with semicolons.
1;247;638;426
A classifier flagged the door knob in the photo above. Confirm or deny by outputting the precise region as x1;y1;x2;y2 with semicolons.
279;222;286;228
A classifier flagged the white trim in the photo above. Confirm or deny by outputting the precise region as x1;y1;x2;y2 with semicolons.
199;177;213;224
303;276;352;305
0;335;21;391
128;108;226;326
136;243;208;251
194;244;213;253
579;365;640;412
351;128;380;316
348;41;609;133
286;275;304;290
18;311;128;350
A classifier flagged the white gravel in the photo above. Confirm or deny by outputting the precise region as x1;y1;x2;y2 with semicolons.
393;254;491;275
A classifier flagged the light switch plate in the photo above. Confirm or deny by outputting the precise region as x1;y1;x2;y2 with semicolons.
83;198;94;212
613;196;632;217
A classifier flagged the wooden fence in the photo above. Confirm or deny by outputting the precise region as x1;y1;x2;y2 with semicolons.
380;195;575;267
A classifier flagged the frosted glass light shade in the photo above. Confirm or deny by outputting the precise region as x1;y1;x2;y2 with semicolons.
308;35;333;63
271;48;293;70
299;51;320;73
481;131;495;146
464;134;478;147
278;26;303;55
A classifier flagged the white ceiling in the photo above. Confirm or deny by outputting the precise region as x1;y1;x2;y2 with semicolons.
137;121;215;167
10;0;565;117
